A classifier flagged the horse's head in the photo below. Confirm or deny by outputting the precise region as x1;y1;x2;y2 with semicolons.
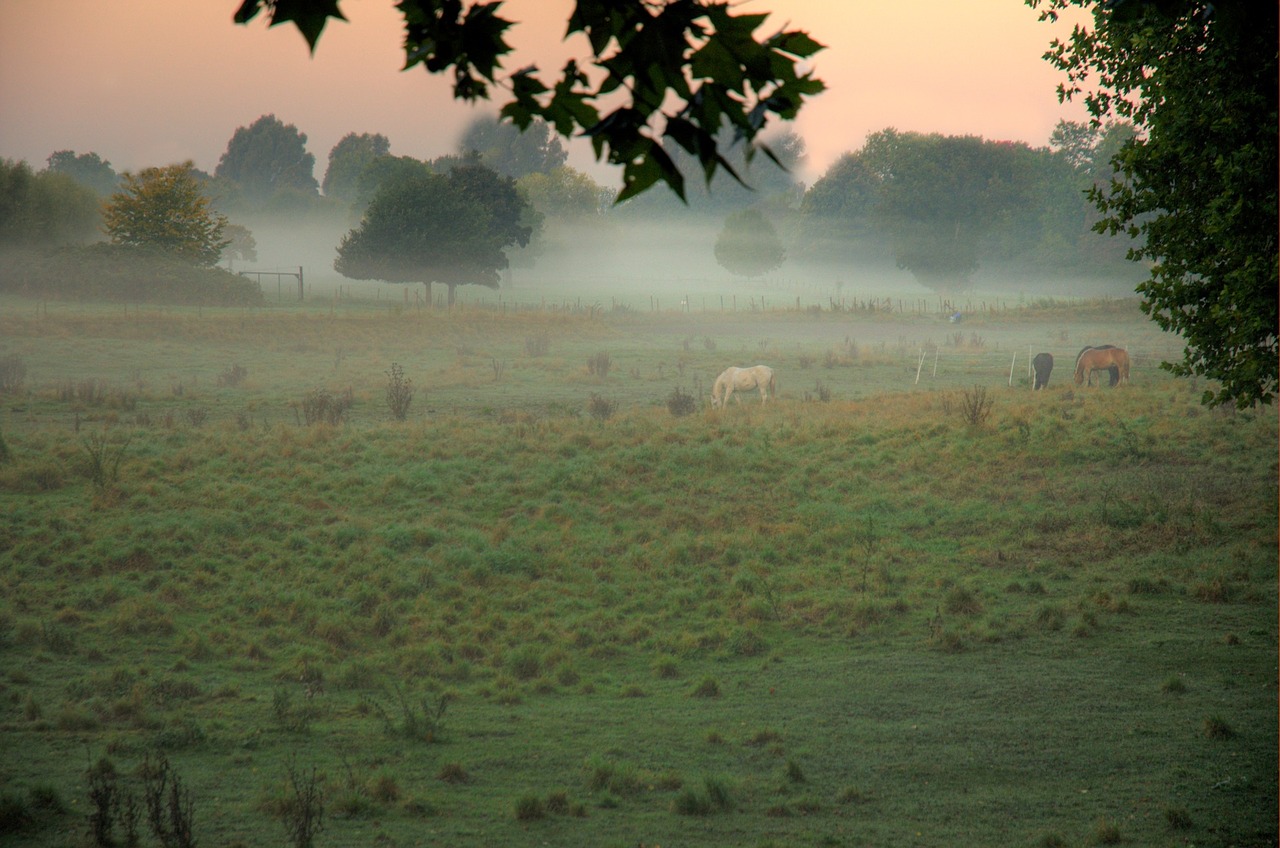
709;394;722;409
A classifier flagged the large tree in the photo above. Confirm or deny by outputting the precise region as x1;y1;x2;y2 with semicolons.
459;116;566;179
1030;0;1278;408
233;1;825;203
323;132;390;202
334;163;531;306
0;159;101;248
714;207;785;278
45;150;120;197
215;114;319;202
104;162;229;266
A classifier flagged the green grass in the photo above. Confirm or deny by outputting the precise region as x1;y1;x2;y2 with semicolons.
0;295;1275;847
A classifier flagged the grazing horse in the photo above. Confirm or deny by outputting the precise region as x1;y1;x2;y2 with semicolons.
710;365;776;408
1074;345;1130;387
1032;352;1054;390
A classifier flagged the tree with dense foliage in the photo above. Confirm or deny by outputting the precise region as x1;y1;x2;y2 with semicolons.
859;130;1042;290
220;223;258;271
460;116;567;179
714;208;785;278
233;0;824;203
1030;0;1278;408
215;114;319;202
45;150;120;196
0;158;101;247
517;166;609;222
334;163;532;306
322;132;390;202
104;162;229;266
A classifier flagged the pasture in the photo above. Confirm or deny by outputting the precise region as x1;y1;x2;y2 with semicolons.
0;292;1275;848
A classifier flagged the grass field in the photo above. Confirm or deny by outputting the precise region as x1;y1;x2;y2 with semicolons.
0;293;1275;848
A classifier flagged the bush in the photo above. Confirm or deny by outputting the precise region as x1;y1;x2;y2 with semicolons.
385;363;414;421
586;393;616;421
587;351;611;378
666;385;698;416
297;388;353;426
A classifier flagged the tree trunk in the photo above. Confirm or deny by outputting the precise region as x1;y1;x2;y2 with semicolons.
423;281;432;306
447;284;456;307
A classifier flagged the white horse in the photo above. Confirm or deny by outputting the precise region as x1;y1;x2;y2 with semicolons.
710;365;776;408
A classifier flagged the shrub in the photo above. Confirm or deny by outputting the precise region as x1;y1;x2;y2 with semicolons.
586;393;617;421
1165;806;1193;830
956;385;994;426
80;431;131;491
385;362;413;421
587;351;611;378
142;753;196;848
277;760;324;848
297;387;353;426
666;385;698;416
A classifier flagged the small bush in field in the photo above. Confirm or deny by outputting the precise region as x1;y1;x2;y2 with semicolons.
690;677;720;698
1203;714;1234;739
385;363;413;421
666;386;697;417
587;351;611;378
955;385;994;426
586;393;616;421
298;388;353;426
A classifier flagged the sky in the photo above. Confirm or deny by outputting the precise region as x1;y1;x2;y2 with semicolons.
0;0;1091;187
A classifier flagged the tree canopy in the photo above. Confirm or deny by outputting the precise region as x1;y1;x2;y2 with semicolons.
104;162;230;266
233;0;825;203
714;208;785;278
1030;0;1278;408
0;159;101;248
460;116;567;179
46;150;120;197
334;162;532;305
323;132;390;202
214;114;319;202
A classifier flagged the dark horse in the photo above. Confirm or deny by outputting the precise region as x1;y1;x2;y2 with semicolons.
1032;353;1054;390
1074;345;1130;387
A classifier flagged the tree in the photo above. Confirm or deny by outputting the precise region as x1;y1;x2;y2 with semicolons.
322;132;390;202
334;163;532;306
1030;0;1278;408
233;1;825;203
215;114;319;202
104;162;229;266
858;130;1041;290
714;207;785;277
221;223;258;271
459;116;566;179
46;150;120;196
517;167;608;222
0;158;101;247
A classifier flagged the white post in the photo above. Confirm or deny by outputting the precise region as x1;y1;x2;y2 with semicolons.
1008;352;1017;387
915;351;926;385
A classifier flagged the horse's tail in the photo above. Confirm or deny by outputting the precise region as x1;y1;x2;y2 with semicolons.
769;369;778;400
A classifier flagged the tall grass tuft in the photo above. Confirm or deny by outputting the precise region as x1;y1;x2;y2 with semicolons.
80;431;131;491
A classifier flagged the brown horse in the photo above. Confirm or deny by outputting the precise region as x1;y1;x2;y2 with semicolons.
1074;346;1130;386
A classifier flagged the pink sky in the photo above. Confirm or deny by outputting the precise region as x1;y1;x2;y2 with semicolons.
0;0;1089;186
